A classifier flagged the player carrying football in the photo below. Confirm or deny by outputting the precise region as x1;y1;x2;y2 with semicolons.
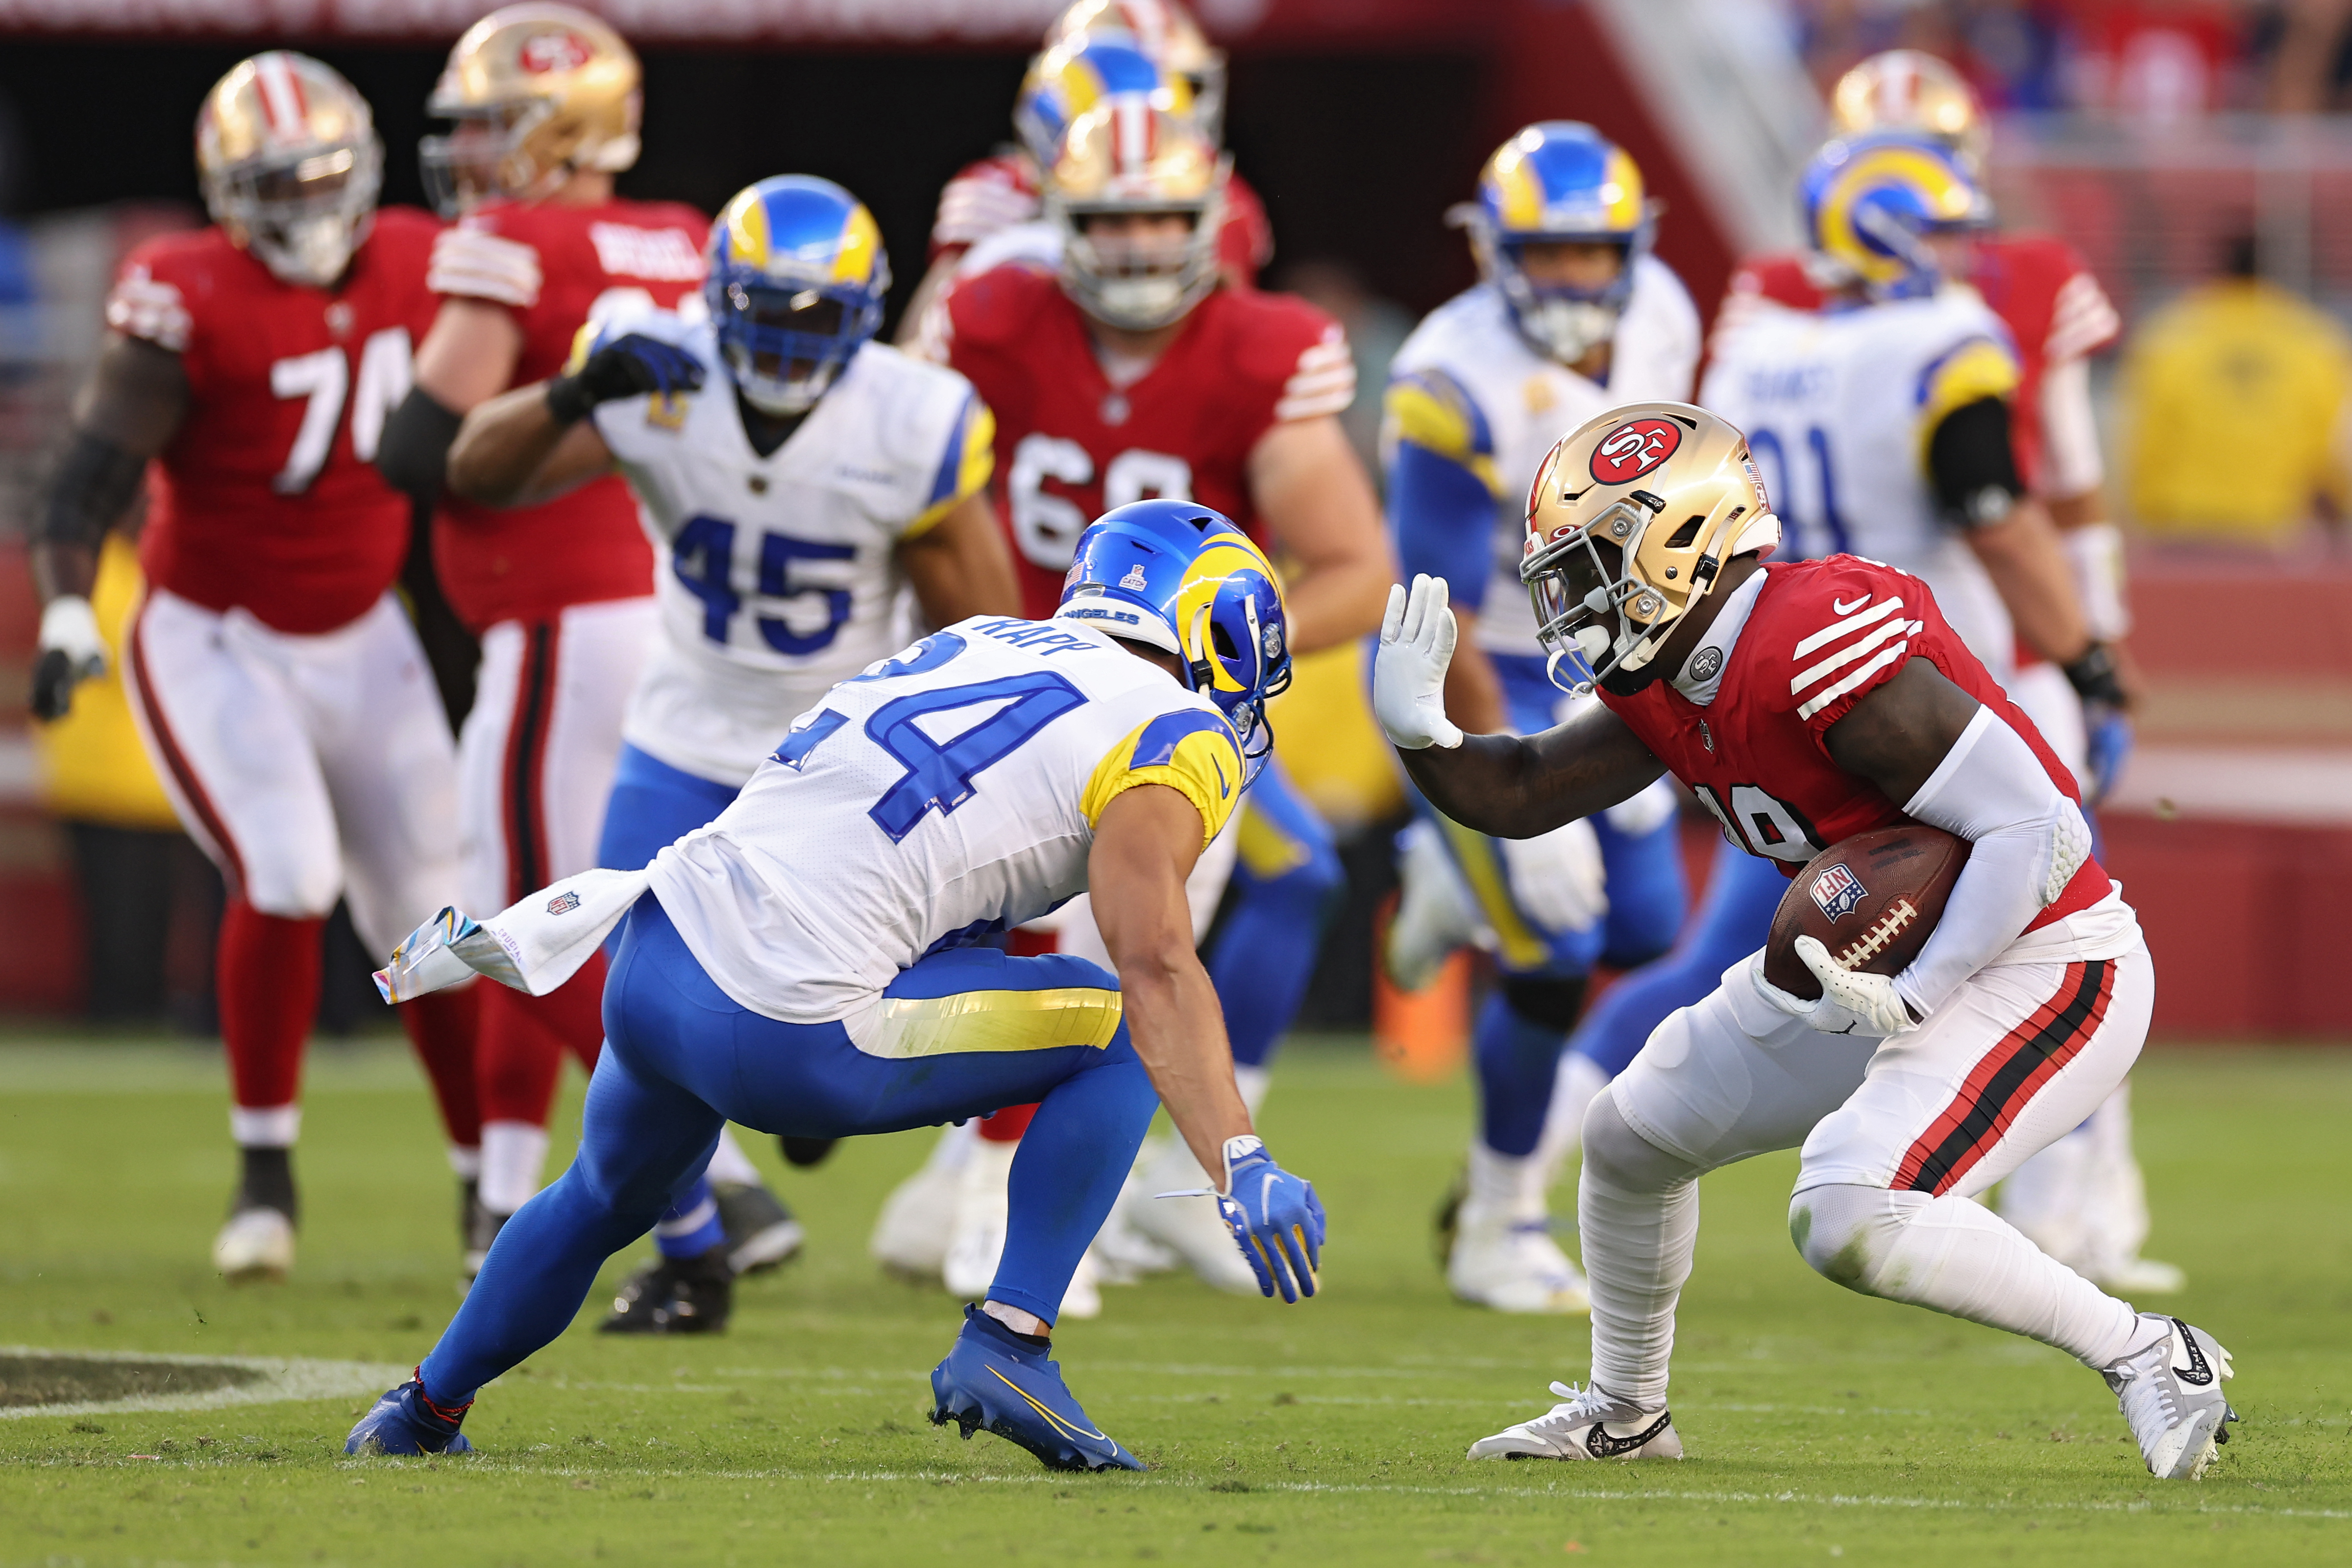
1373;405;2235;1482
886;93;1390;1297
374;2;796;1281
349;503;1323;1473
25;53;482;1280
440;173;1022;1330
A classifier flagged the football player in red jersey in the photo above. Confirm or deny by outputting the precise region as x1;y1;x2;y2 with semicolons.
897;0;1272;347
373;3;795;1281
1710;50;2179;1297
25;53;481;1282
882;98;1389;1296
1377;406;2236;1482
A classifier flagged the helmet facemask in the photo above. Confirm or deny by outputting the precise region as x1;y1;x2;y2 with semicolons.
1467;218;1646;365
709;272;886;416
1056;190;1225;331
420;99;558;216
206;136;383;288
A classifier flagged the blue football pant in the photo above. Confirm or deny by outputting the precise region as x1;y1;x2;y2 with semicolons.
594;741;748;1260
421;897;1159;1404
1567;837;1787;1081
1207;760;1343;1071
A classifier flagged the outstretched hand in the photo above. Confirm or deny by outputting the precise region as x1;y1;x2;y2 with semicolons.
1373;574;1463;752
547;334;706;424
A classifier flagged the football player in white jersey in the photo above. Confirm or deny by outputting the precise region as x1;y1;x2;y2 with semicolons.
1379;122;1698;1314
441;175;1022;1329
349;502;1324;1474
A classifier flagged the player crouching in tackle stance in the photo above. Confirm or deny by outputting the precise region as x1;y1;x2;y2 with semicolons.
1373;404;2236;1481
348;501;1324;1471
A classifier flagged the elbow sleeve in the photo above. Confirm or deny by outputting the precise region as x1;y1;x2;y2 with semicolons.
38;429;147;548
376;387;465;504
1893;707;2092;1019
1927;397;2026;529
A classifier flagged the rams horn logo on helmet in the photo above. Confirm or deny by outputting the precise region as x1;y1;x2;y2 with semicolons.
1590;417;1682;485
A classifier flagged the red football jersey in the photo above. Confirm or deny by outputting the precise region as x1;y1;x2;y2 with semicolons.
427;196;708;632
942;266;1352;617
1602;556;2113;930
1718;235;2119;491
929;151;1274;285
107;209;441;636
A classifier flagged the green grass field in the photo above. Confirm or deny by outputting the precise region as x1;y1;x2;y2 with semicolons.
1;1036;2347;1567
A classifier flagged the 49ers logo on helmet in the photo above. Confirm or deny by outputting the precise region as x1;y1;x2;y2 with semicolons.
1590;417;1682;485
518;29;593;74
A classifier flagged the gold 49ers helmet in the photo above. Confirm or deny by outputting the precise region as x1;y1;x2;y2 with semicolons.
1048;0;1227;145
420;2;640;217
1830;49;1991;175
197;52;384;289
1046;98;1228;331
1520;403;1783;694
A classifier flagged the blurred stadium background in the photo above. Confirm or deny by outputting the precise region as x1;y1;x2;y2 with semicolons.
1;0;2348;1053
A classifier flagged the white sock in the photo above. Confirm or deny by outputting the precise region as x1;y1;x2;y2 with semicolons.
446;1144;482;1180
1534;1053;1608;1194
479;1121;551;1216
1578;1094;1704;1411
706;1126;761;1187
1466;1139;1547;1225
1234;1064;1272;1120
1790;1182;2146;1368
229;1104;299;1147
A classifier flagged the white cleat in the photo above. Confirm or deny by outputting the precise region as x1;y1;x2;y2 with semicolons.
1468;1381;1681;1461
1126;1139;1264;1296
871;1125;973;1283
2092;1254;2188;1296
941;1137;1015;1299
1090;1173;1179;1285
1447;1206;1590;1314
2103;1314;2238;1480
1058;1246;1104;1321
212;1207;294;1283
1384;818;1479;991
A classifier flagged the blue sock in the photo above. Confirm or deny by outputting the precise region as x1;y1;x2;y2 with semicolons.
989;1023;1160;1325
653;1175;726;1260
423;1043;721;1405
1473;989;1567;1158
1209;845;1343;1070
1567;843;1788;1080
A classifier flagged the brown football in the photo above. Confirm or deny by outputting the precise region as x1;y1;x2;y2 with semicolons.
1762;826;1971;1001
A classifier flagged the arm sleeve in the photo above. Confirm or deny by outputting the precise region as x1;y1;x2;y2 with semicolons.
2035;354;2105;500
1925;397;2027;529
1382;368;1502;610
37;430;147;547
1892;707;2094;1020
905;391;997;538
1080;708;1246;849
375;386;464;504
1274;322;1356;423
103;260;192;353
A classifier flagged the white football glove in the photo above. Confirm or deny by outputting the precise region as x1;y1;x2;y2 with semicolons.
1373;575;1463;751
31;595;108;721
1751;937;1919;1039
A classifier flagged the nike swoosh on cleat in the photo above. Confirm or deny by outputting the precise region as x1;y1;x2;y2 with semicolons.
2171;1320;2214;1386
1583;1410;1673;1459
1833;594;1870;614
987;1366;1112;1444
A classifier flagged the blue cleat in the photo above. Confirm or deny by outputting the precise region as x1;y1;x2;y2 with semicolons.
345;1375;474;1456
929;1304;1142;1472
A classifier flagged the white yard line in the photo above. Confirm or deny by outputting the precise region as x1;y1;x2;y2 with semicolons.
0;1346;402;1421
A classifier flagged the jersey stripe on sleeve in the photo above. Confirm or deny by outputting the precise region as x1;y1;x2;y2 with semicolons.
1790;594;1925;721
1274;325;1356;421
104;265;191;352
1079;707;1245;847
908;394;998;537
2045;270;2122;365
428;225;544;309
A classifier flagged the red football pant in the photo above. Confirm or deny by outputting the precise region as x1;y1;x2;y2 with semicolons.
475;956;606;1127
401;983;483;1152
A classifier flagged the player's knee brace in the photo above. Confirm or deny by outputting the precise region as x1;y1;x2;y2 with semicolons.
1788;1183;1925;1295
1500;973;1588;1034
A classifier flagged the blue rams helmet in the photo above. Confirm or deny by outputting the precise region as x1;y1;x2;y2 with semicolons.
1014;37;1189;171
1456;122;1655;365
1055;499;1292;786
1800;132;1990;301
703;175;890;416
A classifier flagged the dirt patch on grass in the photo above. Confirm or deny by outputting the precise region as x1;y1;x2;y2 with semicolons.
0;1353;266;1408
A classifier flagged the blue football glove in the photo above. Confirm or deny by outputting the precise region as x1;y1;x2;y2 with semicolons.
2084;707;2133;808
547;333;706;424
1215;1135;1324;1303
